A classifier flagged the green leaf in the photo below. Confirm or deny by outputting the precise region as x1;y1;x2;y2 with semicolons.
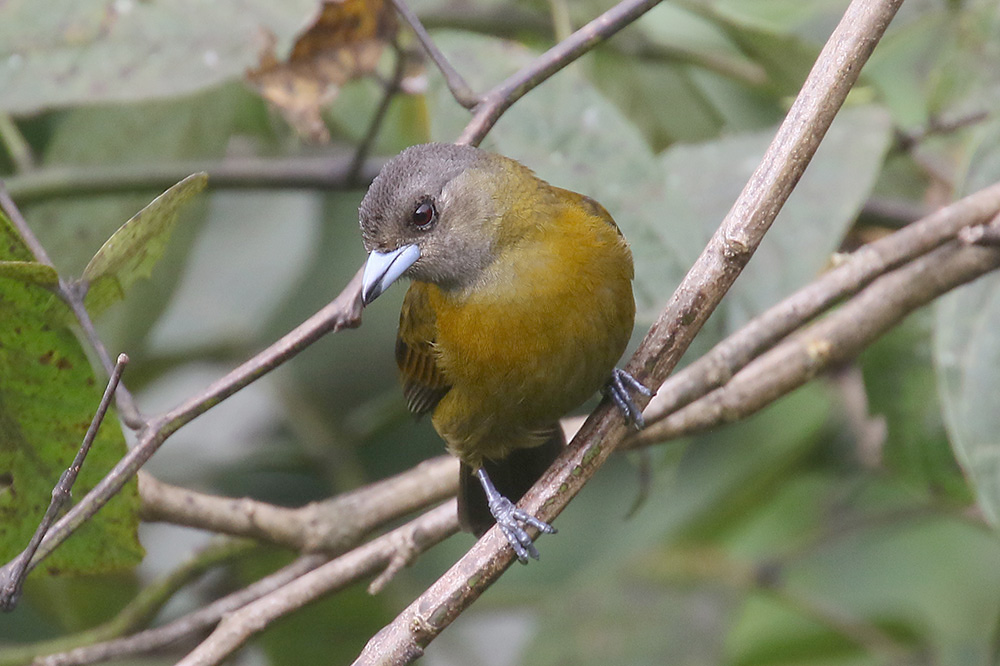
861;312;971;502
0;209;143;574
24;89;241;352
0;0;319;114
723;104;894;330
81;173;208;317
692;2;821;97
934;273;1000;525
0;261;59;287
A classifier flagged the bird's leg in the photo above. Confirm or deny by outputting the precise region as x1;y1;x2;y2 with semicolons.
476;467;556;563
605;368;653;429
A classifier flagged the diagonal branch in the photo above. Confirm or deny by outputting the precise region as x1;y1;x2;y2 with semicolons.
35;552;328;666
175;502;459;666
639;180;1000;431
0;354;128;611
139;456;458;551
22;266;367;574
631;220;1000;445
457;0;664;146
352;1;905;663
390;0;477;107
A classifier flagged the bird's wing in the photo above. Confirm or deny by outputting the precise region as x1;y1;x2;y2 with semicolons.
396;283;451;415
551;186;624;237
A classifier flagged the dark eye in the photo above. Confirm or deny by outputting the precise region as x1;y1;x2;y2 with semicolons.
411;199;436;230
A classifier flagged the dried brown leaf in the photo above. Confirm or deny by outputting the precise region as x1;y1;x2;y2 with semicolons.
246;0;396;142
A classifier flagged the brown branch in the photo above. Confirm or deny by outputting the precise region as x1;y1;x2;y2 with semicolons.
391;0;477;107
7;537;256;666
3;155;386;205
1;180;139;425
23;265;367;574
457;0;664;146
348;41;410;182
353;1;904;663
632;228;1000;444
894;109;990;152
0;354;128;611
176;503;459;666
418;4;770;88
639;180;1000;431
36;553;328;666
960;221;1000;246
138;456;458;552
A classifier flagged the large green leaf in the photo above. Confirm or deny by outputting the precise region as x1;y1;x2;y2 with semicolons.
721;104;893;330
934;110;1000;526
0;210;143;574
81;173;208;317
935;274;1000;525
0;0;318;114
861;312;971;502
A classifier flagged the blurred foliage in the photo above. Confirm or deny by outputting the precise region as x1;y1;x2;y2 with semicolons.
2;0;1000;665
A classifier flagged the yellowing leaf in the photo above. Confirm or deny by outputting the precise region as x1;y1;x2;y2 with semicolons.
81;172;208;317
246;0;397;142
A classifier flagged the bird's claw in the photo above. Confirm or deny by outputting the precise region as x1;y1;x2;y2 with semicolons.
606;368;652;429
488;494;556;564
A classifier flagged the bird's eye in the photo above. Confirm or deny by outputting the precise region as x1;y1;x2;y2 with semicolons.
411;199;437;230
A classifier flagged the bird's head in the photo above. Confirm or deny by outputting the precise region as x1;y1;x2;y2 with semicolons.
359;142;528;305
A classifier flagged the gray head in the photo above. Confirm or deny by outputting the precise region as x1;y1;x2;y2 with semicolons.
359;143;512;303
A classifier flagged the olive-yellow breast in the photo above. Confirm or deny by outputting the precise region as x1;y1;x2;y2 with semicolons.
360;142;640;561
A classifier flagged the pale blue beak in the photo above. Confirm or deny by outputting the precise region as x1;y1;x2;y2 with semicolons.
362;244;421;305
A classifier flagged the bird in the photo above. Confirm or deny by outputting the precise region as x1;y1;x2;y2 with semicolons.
359;142;649;562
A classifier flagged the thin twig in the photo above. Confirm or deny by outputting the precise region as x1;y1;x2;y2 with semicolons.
390;0;478;107
23;266;366;575
0;354;128;612
0;112;35;172
176;503;459;666
35;553;329;666
348;42;410;183
0;179;55;265
638;181;1000;431
640;546;911;659
2;538;256;666
139;456;458;552
0;181;143;424
4;155;386;205
419;5;770;88
354;1;904;662
457;0;664;146
762;584;911;660
895;109;990;152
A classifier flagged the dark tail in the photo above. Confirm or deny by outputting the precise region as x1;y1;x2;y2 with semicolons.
458;425;565;536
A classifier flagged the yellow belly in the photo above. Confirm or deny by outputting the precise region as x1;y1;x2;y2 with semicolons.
427;214;634;468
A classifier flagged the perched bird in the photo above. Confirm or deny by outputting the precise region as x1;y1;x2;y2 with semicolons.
359;143;648;562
